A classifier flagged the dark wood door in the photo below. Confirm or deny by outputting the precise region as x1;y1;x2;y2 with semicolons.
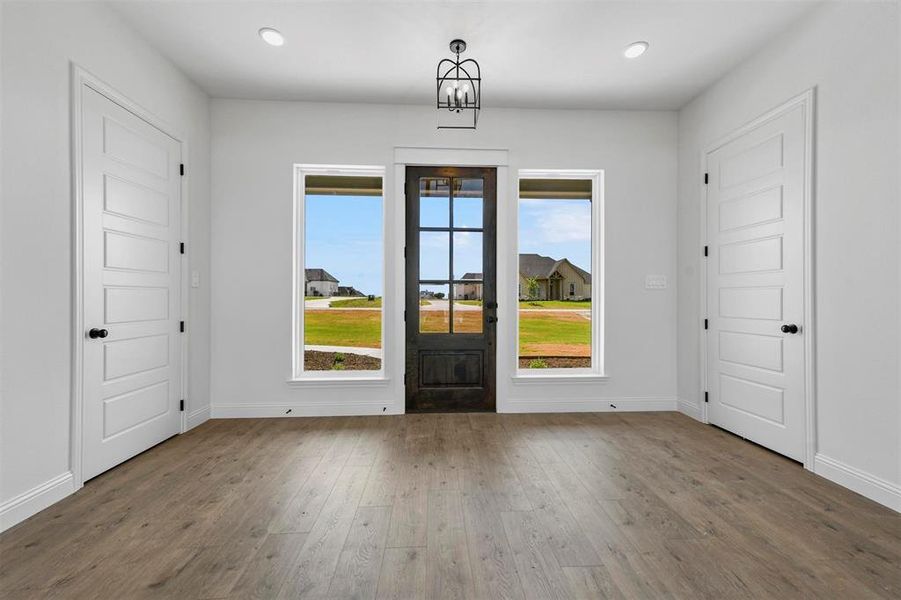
405;166;497;412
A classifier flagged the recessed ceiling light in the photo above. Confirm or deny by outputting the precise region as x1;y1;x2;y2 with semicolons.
624;41;649;59
259;27;285;47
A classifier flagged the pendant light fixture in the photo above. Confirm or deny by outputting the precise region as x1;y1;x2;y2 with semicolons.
436;39;481;129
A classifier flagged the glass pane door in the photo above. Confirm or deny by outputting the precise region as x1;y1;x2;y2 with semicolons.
405;166;497;413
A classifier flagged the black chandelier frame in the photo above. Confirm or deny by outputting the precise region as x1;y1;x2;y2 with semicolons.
435;39;481;130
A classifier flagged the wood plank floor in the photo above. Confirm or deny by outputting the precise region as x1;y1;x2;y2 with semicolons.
1;412;898;599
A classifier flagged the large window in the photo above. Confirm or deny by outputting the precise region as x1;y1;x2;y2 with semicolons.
293;166;384;377
517;171;603;375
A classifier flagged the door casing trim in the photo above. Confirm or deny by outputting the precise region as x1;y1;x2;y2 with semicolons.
403;165;498;412
698;88;816;469
70;63;189;490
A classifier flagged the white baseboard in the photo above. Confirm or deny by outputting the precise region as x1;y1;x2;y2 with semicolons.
186;405;212;430
813;453;901;512
212;401;402;418
502;396;677;414
677;398;704;421
215;398;677;417
0;471;76;532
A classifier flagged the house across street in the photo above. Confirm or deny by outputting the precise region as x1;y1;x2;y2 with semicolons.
451;253;591;301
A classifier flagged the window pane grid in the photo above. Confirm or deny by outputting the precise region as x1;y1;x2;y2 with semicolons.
419;227;484;233
418;176;484;335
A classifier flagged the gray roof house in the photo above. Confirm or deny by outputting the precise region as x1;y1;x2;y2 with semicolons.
305;268;338;284
454;273;483;300
337;285;365;297
452;256;591;301
305;268;340;297
518;253;591;300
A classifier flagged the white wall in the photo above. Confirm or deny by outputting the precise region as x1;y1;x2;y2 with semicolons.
677;1;900;508
0;1;212;529
211;100;677;416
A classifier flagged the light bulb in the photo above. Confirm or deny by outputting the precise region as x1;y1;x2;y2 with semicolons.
623;41;649;58
446;86;453;97
462;83;470;93
258;28;285;47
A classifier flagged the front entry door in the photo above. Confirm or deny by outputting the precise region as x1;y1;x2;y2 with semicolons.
81;85;183;480
706;99;808;461
405;167;497;412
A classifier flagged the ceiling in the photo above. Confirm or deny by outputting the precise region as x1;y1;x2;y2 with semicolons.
110;0;819;110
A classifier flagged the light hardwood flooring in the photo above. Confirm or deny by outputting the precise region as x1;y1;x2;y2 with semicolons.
1;412;898;599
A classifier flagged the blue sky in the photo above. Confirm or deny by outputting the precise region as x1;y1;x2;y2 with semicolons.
305;195;384;296
305;195;591;297
518;199;592;273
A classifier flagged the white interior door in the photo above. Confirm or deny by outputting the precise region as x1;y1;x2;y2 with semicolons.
81;86;182;480
706;101;808;461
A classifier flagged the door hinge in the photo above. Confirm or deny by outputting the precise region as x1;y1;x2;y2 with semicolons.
180;320;185;333
703;245;708;257
404;246;407;259
180;242;185;255
404;309;407;322
179;399;185;411
704;318;708;330
704;391;709;403
704;172;708;184
180;163;185;176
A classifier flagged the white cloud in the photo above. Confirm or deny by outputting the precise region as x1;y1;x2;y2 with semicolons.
520;200;590;244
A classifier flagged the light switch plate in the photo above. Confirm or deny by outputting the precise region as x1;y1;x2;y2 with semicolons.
191;271;200;288
645;275;667;289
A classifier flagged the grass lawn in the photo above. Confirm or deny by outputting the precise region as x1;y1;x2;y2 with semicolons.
519;311;590;357
329;297;382;308
304;309;381;348
420;310;450;333
420;310;482;333
456;300;590;310
519;300;591;310
304;308;588;356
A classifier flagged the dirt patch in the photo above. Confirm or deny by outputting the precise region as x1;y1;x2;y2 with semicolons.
519;311;588;323
304;350;381;371
520;343;590;357
518;356;591;369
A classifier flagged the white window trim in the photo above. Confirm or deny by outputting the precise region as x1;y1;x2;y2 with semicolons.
512;169;606;381
290;164;388;382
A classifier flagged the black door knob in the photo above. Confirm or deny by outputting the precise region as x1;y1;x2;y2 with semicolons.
487;316;498;324
88;328;109;339
781;324;799;334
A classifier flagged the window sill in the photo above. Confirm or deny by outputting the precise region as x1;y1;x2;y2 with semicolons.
286;376;392;388
510;372;609;385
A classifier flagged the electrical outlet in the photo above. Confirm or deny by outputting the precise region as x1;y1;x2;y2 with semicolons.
645;275;667;289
